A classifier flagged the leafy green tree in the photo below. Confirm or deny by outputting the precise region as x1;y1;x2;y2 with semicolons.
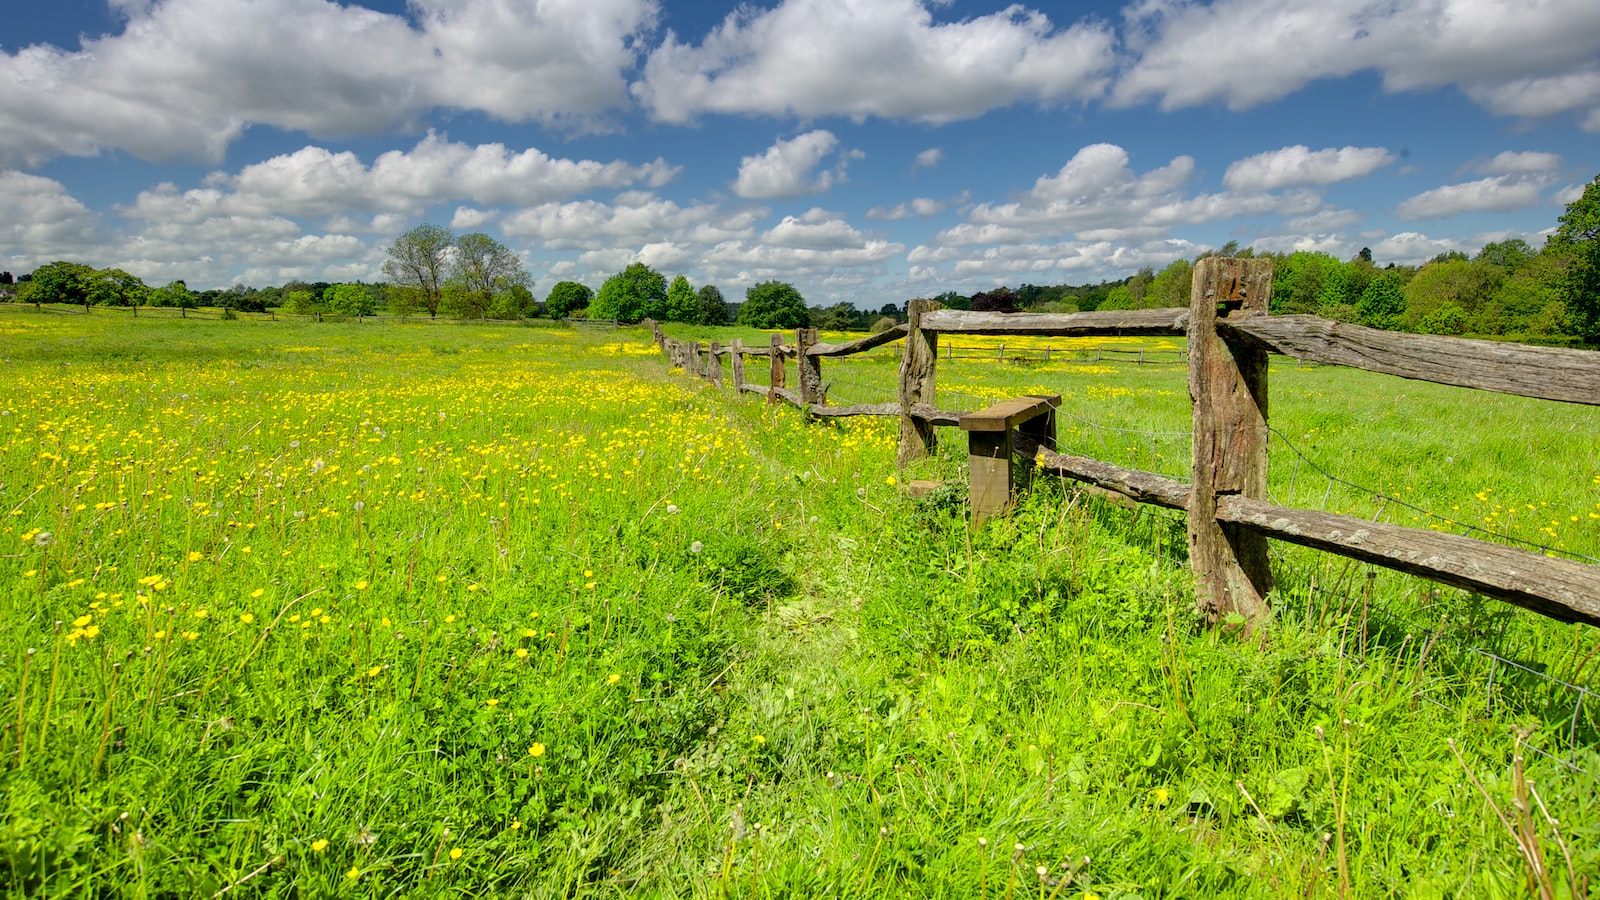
282;290;323;315
86;268;149;308
931;290;970;310
737;281;809;329
151;280;195;309
16;261;93;306
544;281;593;319
489;285;535;319
664;275;697;322
383;223;453;317
1401;258;1503;333
591;263;667;324
1356;272;1406;328
1491;250;1575;336
328;283;376;316
1476;238;1533;272
971;287;1018;312
812;302;864;331
694;285;728;325
451;232;527;318
1270;252;1337;314
1145;259;1192;308
1548;173;1600;340
1099;285;1134;310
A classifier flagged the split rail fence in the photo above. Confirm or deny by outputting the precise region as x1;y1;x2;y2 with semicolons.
649;258;1600;630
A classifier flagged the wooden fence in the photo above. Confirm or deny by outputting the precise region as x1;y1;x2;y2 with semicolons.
649;258;1600;631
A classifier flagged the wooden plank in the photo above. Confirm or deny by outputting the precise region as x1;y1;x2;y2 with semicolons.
959;394;1061;432
730;339;746;388
797;328;823;405
968;430;1012;523
1188;257;1273;628
1217;497;1600;627
908;403;961;427
921;307;1188;336
1012;435;1191;510
808;324;909;357
807;402;900;418
770;386;803;407
1227;316;1600;407
898;299;941;465
768;334;785;408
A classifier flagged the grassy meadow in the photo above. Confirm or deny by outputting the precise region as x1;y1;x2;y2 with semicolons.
3;309;1599;897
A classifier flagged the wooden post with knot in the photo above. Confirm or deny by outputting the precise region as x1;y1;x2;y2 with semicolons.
897;299;940;465
1187;256;1274;631
797;328;822;407
768;334;785;406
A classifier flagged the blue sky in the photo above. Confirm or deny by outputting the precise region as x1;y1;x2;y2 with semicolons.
3;0;1598;305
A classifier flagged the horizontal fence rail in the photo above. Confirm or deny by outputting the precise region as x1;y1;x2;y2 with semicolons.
645;257;1600;632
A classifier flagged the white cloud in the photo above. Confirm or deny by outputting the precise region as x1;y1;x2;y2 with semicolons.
914;148;943;170
733;131;840;199
450;207;497;230
1475;151;1563;175
1466;68;1600;119
120;133;674;223
0;171;102;267
1395;175;1549;219
501;192;767;250
866;197;947;220
1223;145;1394;192
1371;231;1469;264
1113;0;1600;127
635;0;1115;124
0;0;658;167
940;143;1310;243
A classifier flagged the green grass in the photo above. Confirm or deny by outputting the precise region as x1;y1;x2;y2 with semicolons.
3;308;1598;897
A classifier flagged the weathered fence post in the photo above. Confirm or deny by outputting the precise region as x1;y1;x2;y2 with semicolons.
730;339;745;389
768;333;786;407
897;298;941;465
709;340;724;387
797;328;822;406
1188;256;1274;629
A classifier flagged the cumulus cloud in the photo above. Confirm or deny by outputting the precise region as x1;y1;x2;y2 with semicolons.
0;171;102;267
866;197;947;220
501;192;767;251
120;133;674;222
914;148;943;170
1223;145;1394;192
1113;0;1600;127
940;142;1315;244
635;0;1115;124
0;0;657;167
1475;150;1563;175
733;131;841;199
1395;175;1549;219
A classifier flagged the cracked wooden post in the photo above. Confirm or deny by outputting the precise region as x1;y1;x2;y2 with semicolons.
709;340;723;387
768;333;785;407
1188;256;1274;630
797;327;822;407
897;298;940;466
729;339;745;389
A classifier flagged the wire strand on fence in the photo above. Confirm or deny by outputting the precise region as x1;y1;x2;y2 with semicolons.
1267;426;1600;565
